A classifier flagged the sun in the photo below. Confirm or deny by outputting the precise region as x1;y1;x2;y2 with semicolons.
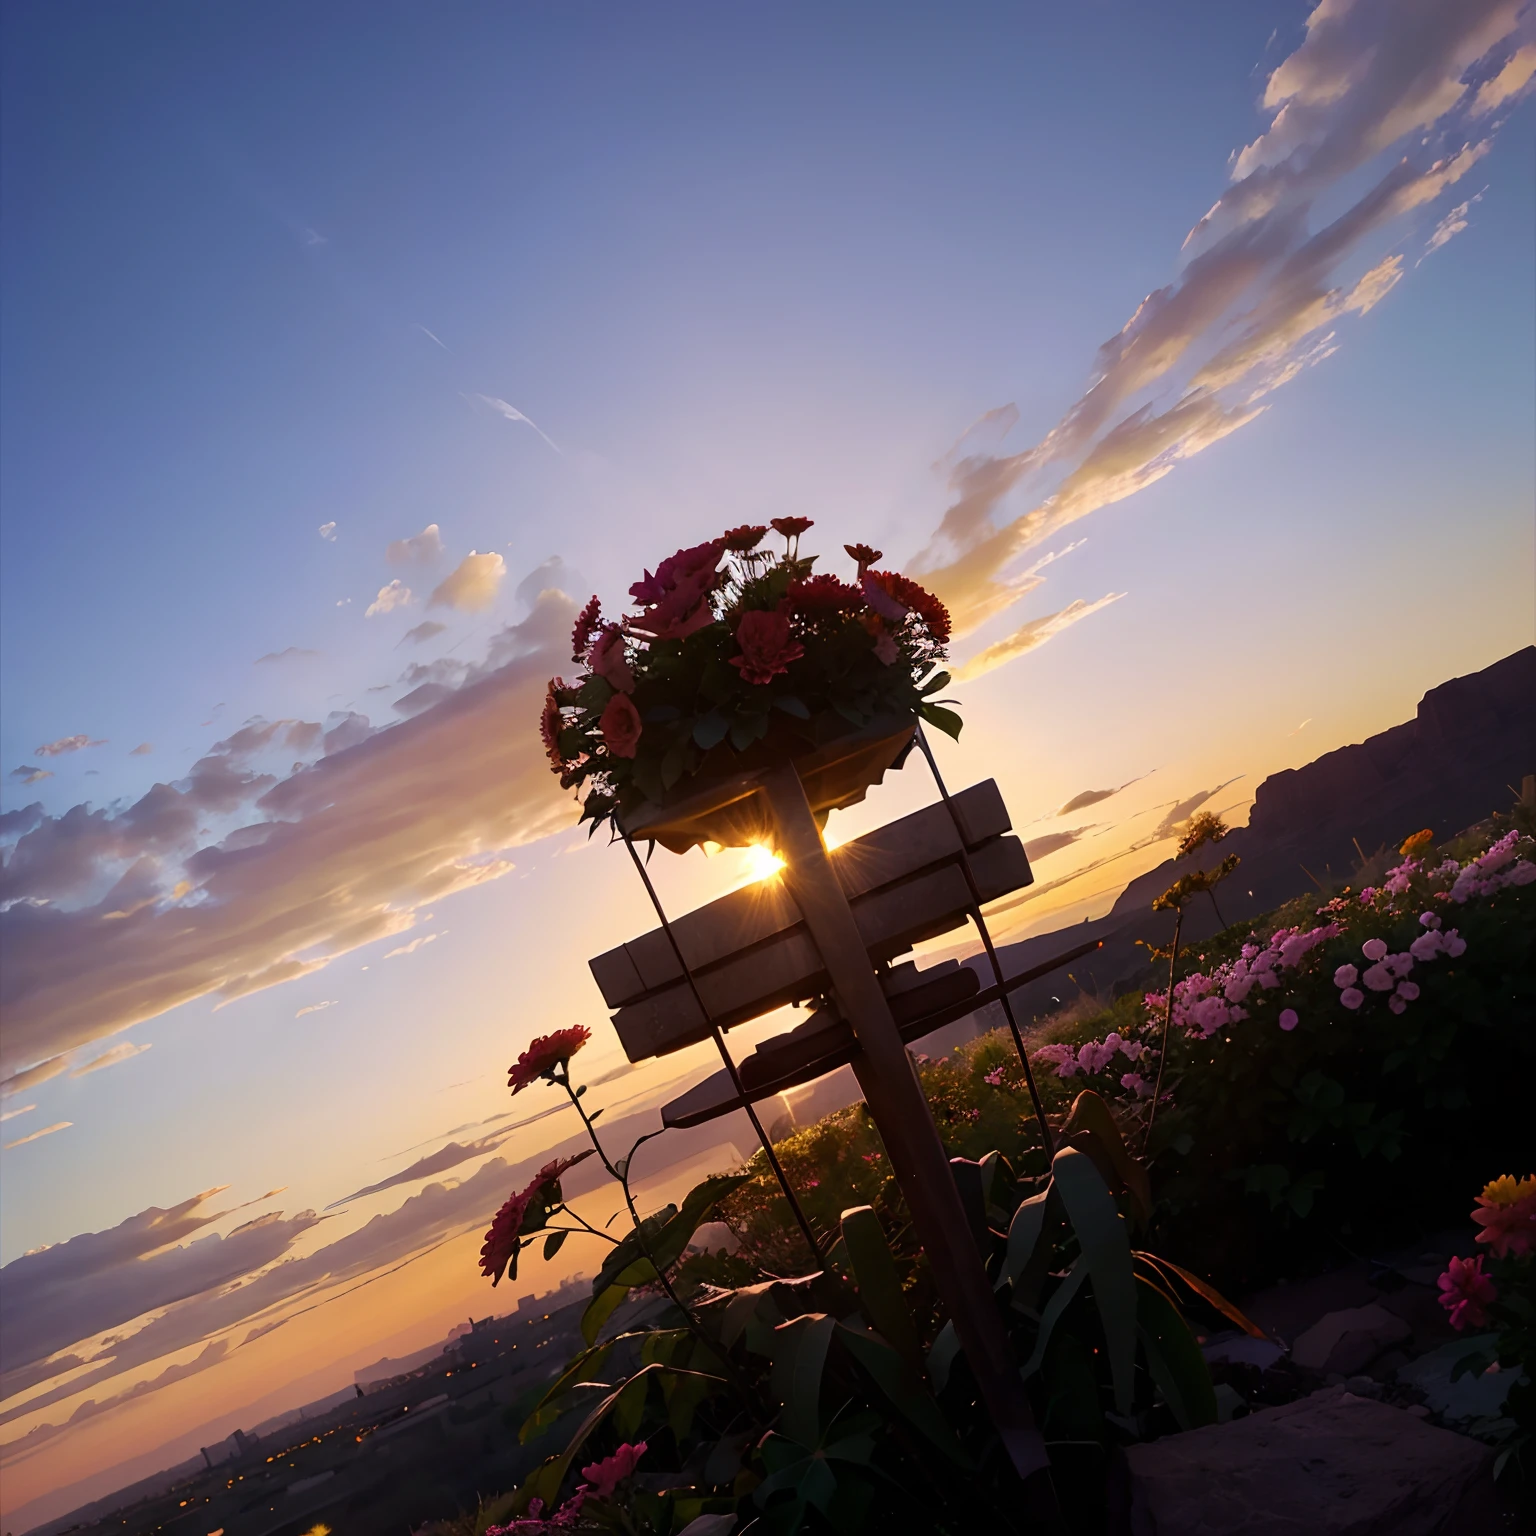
741;843;786;883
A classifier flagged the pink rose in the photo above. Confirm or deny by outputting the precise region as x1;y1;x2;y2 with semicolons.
729;608;805;685
599;692;643;758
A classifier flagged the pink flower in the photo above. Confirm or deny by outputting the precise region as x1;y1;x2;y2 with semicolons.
629;540;723;639
860;571;910;623
1339;987;1364;1010
984;1066;1006;1086
1362;962;1395;992
1442;929;1466;957
1473;1176;1536;1260
1334;965;1359;989
1410;932;1442;962
581;1441;647;1499
1420;911;1442;930
589;626;634;693
1121;1072;1151;1098
872;628;899;666
1389;995;1407;1015
1361;938;1388;962
479;1151;594;1286
599;691;643;757
1437;1254;1497;1330
508;1026;592;1094
1278;1008;1299;1031
1395;981;1419;1002
729;608;805;685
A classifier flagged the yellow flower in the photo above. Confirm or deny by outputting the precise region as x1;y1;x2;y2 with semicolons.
1399;828;1434;859
1480;1174;1536;1208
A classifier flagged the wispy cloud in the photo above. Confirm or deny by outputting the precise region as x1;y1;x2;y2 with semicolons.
1420;189;1485;262
1288;718;1314;737
469;394;563;454
0;1103;37;1123
365;579;413;617
34;735;106;758
953;594;1125;682
9;766;51;786
70;1042;152;1078
430;552;506;613
129;743;153;757
399;620;448;647
386;523;445;566
4;1120;72;1150
916;0;1532;678
413;322;450;351
294;1000;337;1018
383;932;438;959
255;647;320;665
318;521;337;542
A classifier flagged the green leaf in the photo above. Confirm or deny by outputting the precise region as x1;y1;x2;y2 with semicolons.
519;1341;615;1442
651;1174;752;1273
543;1229;568;1261
1019;1256;1087;1379
999;1189;1052;1291
1136;1275;1217;1430
839;1206;921;1371
926;1319;962;1393
770;1313;835;1446
919;670;951;697
835;1322;971;1465
773;694;811;718
917;701;963;740
612;1371;649;1438
729;712;770;751
581;1283;631;1345
693;711;731;750
1052;1145;1137;1415
666;1365;716;1441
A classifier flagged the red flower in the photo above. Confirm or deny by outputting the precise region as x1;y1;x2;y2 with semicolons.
721;524;768;553
863;570;951;643
479;1150;594;1285
1437;1253;1497;1330
770;516;813;540
600;691;643;757
589;625;634;694
729;608;805;685
508;1024;592;1095
786;573;862;618
844;543;882;572
581;1441;648;1498
539;681;566;771
571;595;603;662
628;540;723;640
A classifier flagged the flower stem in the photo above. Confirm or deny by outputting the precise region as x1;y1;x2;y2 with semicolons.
1143;906;1183;1155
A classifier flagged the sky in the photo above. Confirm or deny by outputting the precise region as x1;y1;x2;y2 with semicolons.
2;0;1534;1525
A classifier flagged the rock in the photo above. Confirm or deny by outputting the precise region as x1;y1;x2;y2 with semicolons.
1396;1337;1514;1423
1120;1387;1491;1535
1202;1334;1286;1372
1292;1304;1412;1375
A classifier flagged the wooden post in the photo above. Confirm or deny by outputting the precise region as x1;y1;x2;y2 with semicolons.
762;764;1061;1518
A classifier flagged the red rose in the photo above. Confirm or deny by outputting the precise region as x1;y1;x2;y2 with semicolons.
863;570;950;643
628;539;724;639
786;573;862;618
589;625;634;693
770;516;813;539
600;691;643;757
479;1150;594;1285
729;608;805;685
721;524;768;552
508;1024;592;1094
539;681;566;771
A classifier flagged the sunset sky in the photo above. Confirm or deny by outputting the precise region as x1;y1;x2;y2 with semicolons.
2;1;1533;1525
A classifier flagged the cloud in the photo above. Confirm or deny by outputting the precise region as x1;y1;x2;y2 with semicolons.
34;735;106;758
1;1057;70;1097
129;743;153;756
294;1000;337;1018
0;579;578;1080
953;594;1125;682
9;765;51;785
1469;40;1536;114
1055;775;1153;816
365;580;413;617
318;521;337;542
0;1103;37;1122
383;932;437;959
1023;829;1090;863
1288;718;1314;736
911;0;1528;669
69;1042;152;1078
470;394;563;454
1420;190;1484;261
400;620;448;646
386;523;445;566
413;323;450;351
255;648;320;665
430;551;506;612
4;1120;72;1150
326;1131;521;1207
1152;779;1244;842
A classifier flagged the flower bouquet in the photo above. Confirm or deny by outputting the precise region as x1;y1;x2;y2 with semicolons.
542;520;958;838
